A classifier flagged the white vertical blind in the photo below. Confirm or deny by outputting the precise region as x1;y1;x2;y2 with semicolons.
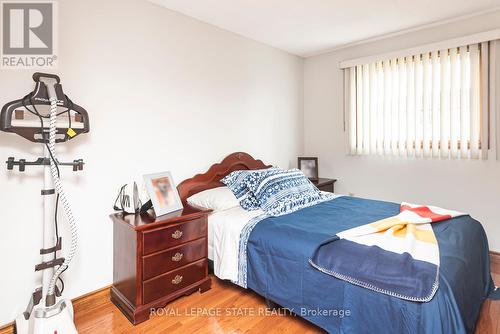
398;56;407;156
362;64;370;155
383;59;392;155
346;43;489;159
369;62;378;154
414;55;423;157
481;42;490;159
431;51;440;158
450;47;460;158
391;58;399;156
356;65;363;155
470;44;481;159
459;45;469;158
376;61;384;155
440;48;450;158
348;68;357;155
422;52;432;157
406;56;415;157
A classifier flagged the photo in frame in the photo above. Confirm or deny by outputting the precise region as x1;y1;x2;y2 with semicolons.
297;157;319;181
143;171;183;217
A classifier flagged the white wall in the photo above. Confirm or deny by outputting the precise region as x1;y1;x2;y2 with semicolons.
304;10;500;252
0;0;303;325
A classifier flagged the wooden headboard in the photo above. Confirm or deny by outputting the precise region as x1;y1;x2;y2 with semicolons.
177;152;272;203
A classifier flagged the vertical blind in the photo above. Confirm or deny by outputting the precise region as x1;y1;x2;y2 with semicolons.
345;42;490;159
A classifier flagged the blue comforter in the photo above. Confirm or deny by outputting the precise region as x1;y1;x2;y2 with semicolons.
245;196;494;334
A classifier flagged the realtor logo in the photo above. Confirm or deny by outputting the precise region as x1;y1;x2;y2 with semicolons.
1;1;57;68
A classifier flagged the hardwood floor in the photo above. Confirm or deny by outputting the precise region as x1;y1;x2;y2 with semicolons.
74;277;322;334
72;274;499;334
2;256;498;334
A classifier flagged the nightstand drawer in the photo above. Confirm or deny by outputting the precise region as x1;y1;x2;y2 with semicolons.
143;238;207;280
142;217;206;255
143;259;207;304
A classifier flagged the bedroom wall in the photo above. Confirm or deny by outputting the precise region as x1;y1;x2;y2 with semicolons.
304;10;500;252
0;0;303;326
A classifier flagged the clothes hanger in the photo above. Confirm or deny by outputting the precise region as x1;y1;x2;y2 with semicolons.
0;73;90;143
1;72;89;172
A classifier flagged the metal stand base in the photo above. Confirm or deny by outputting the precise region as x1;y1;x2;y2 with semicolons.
15;298;77;334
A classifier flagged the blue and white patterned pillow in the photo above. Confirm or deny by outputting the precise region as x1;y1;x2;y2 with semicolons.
221;168;275;210
246;168;333;216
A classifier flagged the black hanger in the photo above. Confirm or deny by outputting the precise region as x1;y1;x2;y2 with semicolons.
0;72;90;143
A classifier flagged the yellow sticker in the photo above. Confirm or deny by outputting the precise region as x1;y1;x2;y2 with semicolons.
67;128;77;138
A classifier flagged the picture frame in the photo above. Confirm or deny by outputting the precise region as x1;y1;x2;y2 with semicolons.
143;171;183;217
297;157;319;181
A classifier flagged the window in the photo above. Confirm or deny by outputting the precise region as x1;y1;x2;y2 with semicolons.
345;42;490;159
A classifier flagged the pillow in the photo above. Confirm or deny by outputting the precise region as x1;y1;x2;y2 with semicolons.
246;168;332;216
187;186;239;211
221;168;274;210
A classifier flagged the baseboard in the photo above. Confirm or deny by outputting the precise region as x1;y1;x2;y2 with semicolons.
73;285;111;304
0;285;112;334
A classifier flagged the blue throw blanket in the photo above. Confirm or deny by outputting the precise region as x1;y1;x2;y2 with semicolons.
309;202;466;302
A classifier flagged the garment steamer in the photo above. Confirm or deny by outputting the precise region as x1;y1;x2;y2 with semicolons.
0;73;89;334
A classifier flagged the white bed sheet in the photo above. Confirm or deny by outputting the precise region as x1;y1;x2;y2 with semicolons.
207;206;264;281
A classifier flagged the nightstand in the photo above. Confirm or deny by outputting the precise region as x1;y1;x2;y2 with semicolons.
313;178;337;193
110;205;212;325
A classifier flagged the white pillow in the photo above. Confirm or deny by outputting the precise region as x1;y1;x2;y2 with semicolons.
187;186;240;211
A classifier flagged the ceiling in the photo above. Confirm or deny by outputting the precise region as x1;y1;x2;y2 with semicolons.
149;0;500;57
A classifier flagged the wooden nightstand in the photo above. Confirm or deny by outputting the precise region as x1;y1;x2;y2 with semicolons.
110;205;212;325
313;178;337;193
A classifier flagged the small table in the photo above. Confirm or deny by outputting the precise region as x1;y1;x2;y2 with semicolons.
110;205;212;325
312;178;337;193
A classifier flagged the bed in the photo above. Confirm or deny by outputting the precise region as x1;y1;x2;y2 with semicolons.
177;152;495;334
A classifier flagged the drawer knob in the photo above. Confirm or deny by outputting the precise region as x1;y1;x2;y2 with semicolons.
172;275;183;285
172;252;183;262
171;230;183;239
